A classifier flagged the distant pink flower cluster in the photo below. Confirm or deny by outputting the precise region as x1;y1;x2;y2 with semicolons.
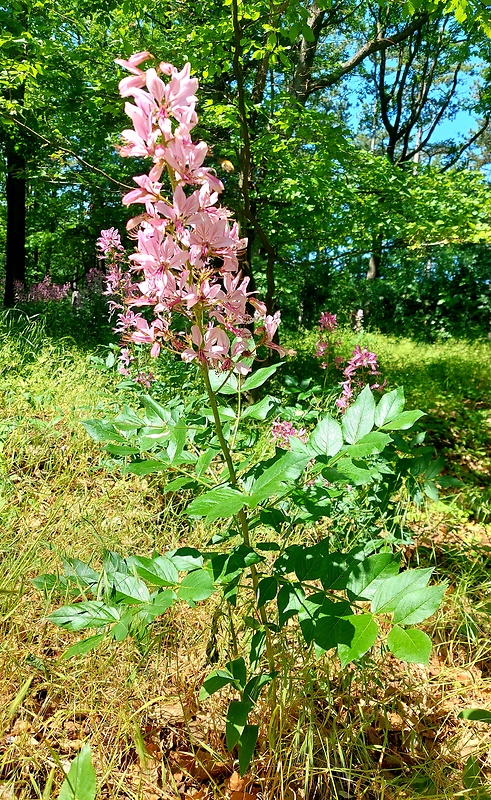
116;347;155;389
98;52;290;374
96;227;124;255
336;345;385;411
271;419;308;449
14;276;70;303
96;228;133;317
319;312;337;332
314;311;340;370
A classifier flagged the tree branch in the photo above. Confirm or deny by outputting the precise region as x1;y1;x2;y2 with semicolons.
440;117;490;171
1;114;134;190
305;12;430;97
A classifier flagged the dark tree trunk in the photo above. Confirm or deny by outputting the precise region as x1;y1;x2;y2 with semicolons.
4;144;26;306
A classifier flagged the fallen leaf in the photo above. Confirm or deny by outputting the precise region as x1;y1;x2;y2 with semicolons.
228;772;246;792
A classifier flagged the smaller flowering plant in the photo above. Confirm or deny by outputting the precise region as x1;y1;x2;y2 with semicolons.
336;345;386;411
271;418;308;449
314;311;340;371
314;311;386;411
14;276;70;303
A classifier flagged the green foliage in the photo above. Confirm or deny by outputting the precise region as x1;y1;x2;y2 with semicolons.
3;0;491;341
39;371;447;774
57;744;96;800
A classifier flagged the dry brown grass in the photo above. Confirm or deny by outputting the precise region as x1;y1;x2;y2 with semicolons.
1;331;491;799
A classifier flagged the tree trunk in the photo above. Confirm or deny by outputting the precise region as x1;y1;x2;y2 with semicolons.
367;236;382;281
4;144;26;306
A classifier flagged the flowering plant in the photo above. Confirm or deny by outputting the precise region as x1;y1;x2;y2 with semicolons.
39;55;446;779
14;275;70;303
96;53;287;379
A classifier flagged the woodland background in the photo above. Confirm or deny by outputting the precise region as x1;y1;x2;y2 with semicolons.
2;0;491;340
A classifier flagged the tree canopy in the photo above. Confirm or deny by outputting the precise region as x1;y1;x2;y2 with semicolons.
1;0;490;337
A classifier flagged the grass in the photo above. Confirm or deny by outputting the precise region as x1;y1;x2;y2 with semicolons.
287;329;491;523
1;312;491;799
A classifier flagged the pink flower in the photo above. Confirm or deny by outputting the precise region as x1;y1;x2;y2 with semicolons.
271;419;308;449
335;346;384;412
103;54;291;375
23;275;70;302
314;311;339;369
343;345;379;378
319;312;337;332
134;371;155;388
96;228;124;255
181;325;230;368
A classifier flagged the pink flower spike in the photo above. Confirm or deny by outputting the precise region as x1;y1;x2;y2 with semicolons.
105;54;293;372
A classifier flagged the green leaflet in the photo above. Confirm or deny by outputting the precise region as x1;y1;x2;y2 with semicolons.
309;413;343;457
338;614;379;668
57;744;96;800
380;410;425;430
342;385;375;444
374;387;405;427
392;583;447;625
371;568;433;614
176;569;216;604
187;486;248;522
387;626;432;664
48;602;120;632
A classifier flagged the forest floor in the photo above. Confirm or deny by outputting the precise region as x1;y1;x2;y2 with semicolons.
0;312;490;800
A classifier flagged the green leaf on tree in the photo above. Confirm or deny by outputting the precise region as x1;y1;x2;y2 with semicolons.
142;589;177;618
277;583;305;626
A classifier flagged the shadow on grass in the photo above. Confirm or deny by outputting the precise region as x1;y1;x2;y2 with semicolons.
1;301;115;353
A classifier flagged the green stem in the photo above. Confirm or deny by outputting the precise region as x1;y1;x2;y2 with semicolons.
230;377;242;451
200;365;277;681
